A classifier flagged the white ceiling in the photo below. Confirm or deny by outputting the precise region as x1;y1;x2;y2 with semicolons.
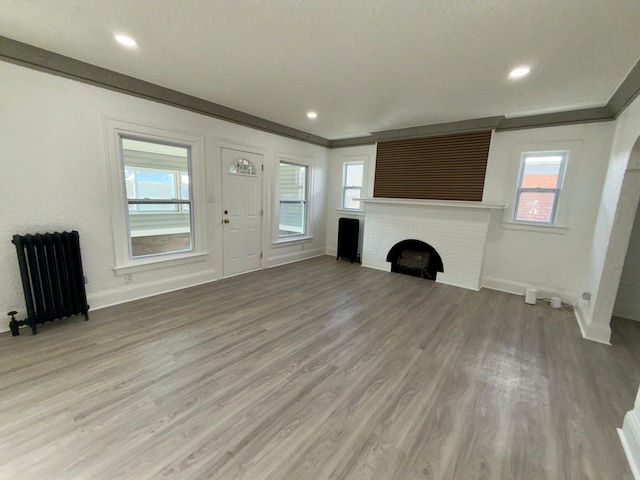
2;0;640;140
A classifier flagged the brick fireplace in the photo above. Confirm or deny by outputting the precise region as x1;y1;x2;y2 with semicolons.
361;198;505;290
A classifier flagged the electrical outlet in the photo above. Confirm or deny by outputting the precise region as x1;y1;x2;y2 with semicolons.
83;276;88;284
125;274;133;284
582;292;591;301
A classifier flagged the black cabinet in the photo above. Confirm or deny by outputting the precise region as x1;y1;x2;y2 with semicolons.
337;218;360;263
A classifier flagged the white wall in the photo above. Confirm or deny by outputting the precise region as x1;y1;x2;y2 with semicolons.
7;53;630;341
0;60;328;333
325;145;376;257
482;123;616;303
619;384;640;480
578;94;640;342
325;124;616;309
615;203;640;321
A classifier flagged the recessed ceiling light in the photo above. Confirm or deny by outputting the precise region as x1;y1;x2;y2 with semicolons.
509;66;531;79
115;34;137;47
307;112;318;119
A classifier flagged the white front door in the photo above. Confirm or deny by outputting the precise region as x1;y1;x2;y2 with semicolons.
222;147;263;277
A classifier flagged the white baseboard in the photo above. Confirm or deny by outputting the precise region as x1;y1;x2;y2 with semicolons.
613;280;640;321
267;248;326;268
481;276;614;344
0;269;221;334
1;252;330;335
435;272;480;291
574;302;590;338
325;248;337;257
481;276;578;304
619;410;640;480
361;261;388;273
585;321;612;344
565;298;612;344
481;276;527;296
89;269;219;311
436;277;480;291
614;303;640;322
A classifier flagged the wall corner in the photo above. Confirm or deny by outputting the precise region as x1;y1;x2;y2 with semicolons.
574;301;612;344
619;407;640;480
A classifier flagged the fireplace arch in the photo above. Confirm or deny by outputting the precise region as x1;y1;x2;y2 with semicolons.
386;239;444;280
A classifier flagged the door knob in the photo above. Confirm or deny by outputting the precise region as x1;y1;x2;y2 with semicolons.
224;219;230;224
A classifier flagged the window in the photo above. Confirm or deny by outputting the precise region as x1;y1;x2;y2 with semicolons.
278;161;308;238
229;158;257;175
514;152;567;224
342;162;364;209
121;138;193;257
124;167;190;213
105;119;206;273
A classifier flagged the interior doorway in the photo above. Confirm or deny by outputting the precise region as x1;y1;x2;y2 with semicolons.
592;134;640;342
613;196;640;323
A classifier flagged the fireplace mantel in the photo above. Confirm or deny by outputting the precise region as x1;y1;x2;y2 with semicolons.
360;197;504;290
360;198;506;210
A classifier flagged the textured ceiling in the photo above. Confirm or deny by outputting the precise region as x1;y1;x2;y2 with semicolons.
1;0;640;140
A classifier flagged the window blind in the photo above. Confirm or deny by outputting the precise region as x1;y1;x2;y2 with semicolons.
374;130;492;201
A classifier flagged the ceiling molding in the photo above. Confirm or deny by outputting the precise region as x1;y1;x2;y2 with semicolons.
496;106;615;131
0;36;331;148
609;57;640;117
373;116;504;142
484;58;640;132
2;36;640;148
329;136;376;148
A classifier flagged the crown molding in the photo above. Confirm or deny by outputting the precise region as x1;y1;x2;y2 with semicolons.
0;36;331;148
2;35;639;148
329;136;376;148
496;105;615;131
373;116;504;141
609;57;640;117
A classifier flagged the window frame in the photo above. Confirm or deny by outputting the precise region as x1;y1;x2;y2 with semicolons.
274;156;313;244
342;161;364;210
513;151;567;225
124;162;191;215
104;118;207;274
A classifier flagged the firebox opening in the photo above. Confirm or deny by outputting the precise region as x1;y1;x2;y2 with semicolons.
386;239;444;280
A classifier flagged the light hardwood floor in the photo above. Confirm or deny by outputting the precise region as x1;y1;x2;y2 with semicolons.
1;256;639;479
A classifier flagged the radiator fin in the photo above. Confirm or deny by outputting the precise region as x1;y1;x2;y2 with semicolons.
10;231;89;335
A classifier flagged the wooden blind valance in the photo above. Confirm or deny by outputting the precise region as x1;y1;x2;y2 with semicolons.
374;130;492;201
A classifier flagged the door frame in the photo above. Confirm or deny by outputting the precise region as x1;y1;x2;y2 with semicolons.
215;139;268;277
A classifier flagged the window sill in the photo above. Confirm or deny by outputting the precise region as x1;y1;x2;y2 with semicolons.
501;222;568;235
336;208;364;216
272;235;314;247
114;251;208;275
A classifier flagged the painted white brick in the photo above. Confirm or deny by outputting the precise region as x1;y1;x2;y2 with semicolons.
362;200;499;290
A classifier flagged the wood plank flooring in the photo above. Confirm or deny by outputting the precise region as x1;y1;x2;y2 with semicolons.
1;256;639;479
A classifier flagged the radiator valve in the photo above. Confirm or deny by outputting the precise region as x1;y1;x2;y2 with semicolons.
7;311;19;336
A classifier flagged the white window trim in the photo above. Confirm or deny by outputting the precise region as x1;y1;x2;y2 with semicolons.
335;208;365;217
104;118;207;274
274;155;314;244
513;151;567;225
342;161;365;210
503;140;582;232
501;222;568;235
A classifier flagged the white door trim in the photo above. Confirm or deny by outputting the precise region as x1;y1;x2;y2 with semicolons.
215;140;268;277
